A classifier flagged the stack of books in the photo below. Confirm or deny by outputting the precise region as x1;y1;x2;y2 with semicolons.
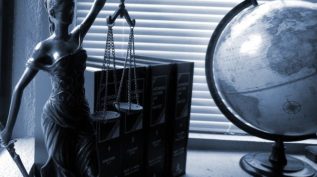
84;55;194;177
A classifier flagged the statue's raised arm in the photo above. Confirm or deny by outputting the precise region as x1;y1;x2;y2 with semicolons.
72;0;107;44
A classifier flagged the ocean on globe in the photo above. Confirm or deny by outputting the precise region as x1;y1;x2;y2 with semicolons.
212;0;317;136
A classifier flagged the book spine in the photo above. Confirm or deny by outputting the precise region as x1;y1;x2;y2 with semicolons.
95;120;121;177
85;69;122;177
166;62;194;177
144;64;171;177
119;66;146;177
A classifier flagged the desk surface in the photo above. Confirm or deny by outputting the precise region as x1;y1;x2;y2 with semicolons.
0;138;316;177
0;138;34;177
185;149;317;177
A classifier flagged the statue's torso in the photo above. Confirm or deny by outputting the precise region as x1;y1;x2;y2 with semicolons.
27;49;91;128
48;49;87;106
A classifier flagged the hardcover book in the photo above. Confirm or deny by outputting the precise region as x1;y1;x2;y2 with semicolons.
116;57;172;177
85;67;122;177
134;56;194;177
85;56;194;177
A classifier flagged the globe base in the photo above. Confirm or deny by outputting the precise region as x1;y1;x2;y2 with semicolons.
240;153;317;177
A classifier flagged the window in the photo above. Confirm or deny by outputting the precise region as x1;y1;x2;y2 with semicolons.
76;0;293;135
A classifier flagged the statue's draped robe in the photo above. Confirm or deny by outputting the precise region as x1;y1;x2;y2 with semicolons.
27;50;98;177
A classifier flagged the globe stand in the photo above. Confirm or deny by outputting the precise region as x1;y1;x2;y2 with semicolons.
240;141;317;177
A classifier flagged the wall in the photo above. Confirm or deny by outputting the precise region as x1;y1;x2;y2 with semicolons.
11;0;50;164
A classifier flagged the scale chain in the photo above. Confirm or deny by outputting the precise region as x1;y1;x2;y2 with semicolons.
110;28;118;96
131;28;140;105
103;27;112;115
113;25;139;112
116;26;132;105
127;30;132;108
116;41;128;104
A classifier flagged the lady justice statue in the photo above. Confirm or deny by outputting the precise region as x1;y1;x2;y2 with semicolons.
0;0;107;176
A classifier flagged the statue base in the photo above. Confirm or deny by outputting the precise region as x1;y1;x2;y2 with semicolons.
240;152;317;177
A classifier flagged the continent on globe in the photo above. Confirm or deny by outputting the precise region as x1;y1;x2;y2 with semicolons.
212;1;317;136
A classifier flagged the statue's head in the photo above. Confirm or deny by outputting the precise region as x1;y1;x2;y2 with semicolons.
44;0;75;33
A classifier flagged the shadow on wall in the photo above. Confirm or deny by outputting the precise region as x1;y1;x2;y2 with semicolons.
8;0;49;165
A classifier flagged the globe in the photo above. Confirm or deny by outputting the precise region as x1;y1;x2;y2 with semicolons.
205;0;317;176
207;0;317;138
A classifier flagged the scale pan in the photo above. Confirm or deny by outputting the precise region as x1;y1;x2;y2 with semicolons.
91;111;121;121
114;102;143;114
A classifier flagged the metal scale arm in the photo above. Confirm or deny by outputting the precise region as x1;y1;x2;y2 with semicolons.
107;0;136;27
105;0;142;114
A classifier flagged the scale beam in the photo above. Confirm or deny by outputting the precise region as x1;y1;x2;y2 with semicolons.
107;0;135;27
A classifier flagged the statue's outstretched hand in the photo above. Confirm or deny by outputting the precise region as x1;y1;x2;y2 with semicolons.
0;128;12;147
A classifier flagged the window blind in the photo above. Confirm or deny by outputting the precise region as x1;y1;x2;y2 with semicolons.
76;0;298;135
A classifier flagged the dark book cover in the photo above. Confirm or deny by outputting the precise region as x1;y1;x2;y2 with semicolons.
114;64;146;177
125;58;172;177
85;68;122;177
120;56;194;177
134;56;194;177
168;62;193;177
86;64;146;177
168;61;193;177
93;117;121;177
85;56;194;177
